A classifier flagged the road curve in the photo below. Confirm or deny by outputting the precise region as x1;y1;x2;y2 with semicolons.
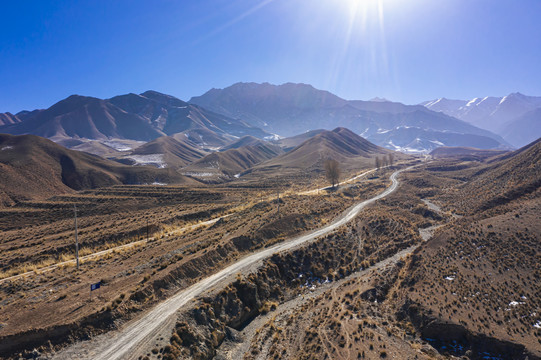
54;167;411;360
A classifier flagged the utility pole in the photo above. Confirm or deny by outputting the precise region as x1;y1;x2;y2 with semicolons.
276;190;280;216
74;204;79;270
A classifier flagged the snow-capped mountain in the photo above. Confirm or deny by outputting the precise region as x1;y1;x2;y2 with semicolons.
421;93;541;146
191;82;509;153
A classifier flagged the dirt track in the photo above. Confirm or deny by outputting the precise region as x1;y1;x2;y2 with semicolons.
1;168;379;285
52;167;411;360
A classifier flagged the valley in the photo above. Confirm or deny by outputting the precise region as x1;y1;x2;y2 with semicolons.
0;147;407;358
0;84;539;360
3;1;541;358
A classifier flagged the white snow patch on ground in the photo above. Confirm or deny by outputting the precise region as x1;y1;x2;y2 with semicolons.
1;146;13;151
509;301;525;306
152;182;167;186
264;134;283;141
444;276;455;281
182;172;215;177
534;321;541;329
102;141;141;152
203;147;221;152
466;98;479;107
125;154;167;168
234;173;241;178
385;140;428;154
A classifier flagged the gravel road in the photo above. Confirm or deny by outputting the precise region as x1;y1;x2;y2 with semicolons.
52;166;412;360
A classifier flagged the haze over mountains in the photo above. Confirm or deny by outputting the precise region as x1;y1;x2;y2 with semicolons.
0;82;539;157
422;92;541;147
190;82;512;152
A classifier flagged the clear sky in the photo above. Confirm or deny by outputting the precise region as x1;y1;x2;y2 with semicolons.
1;0;540;112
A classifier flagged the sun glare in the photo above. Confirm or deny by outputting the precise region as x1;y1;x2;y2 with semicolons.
322;0;394;95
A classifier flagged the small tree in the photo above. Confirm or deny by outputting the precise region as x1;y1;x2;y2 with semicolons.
388;153;394;166
324;159;340;188
375;156;382;170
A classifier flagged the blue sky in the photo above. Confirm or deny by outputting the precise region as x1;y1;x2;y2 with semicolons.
1;0;540;112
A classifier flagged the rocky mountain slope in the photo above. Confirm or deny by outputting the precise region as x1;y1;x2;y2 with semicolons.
0;91;269;143
122;136;208;169
182;139;284;182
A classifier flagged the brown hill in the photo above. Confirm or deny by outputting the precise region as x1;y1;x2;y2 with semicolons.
446;137;541;213
221;135;264;150
258;127;392;171
70;141;124;158
392;138;541;358
0;134;193;206
127;135;207;168
172;128;236;150
183;141;284;182
430;146;509;161
271;129;325;151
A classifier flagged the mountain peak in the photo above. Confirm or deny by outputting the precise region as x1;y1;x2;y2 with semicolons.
140;90;187;107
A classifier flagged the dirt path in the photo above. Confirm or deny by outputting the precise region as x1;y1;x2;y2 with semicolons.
2;167;380;285
297;167;378;195
50;167;412;360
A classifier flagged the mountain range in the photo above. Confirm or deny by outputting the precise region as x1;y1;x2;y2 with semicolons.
190;82;509;152
0;91;269;143
1;82;539;155
421;92;541;147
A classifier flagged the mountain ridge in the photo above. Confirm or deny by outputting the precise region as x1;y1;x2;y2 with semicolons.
190;82;509;152
0;91;271;143
422;92;541;147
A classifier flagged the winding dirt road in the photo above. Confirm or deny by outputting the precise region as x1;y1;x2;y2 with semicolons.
52;167;411;360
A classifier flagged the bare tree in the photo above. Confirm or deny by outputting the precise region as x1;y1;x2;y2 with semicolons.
324;159;340;188
388;153;394;166
375;156;382;170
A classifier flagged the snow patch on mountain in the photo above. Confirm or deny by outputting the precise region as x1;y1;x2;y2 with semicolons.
125;154;167;168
